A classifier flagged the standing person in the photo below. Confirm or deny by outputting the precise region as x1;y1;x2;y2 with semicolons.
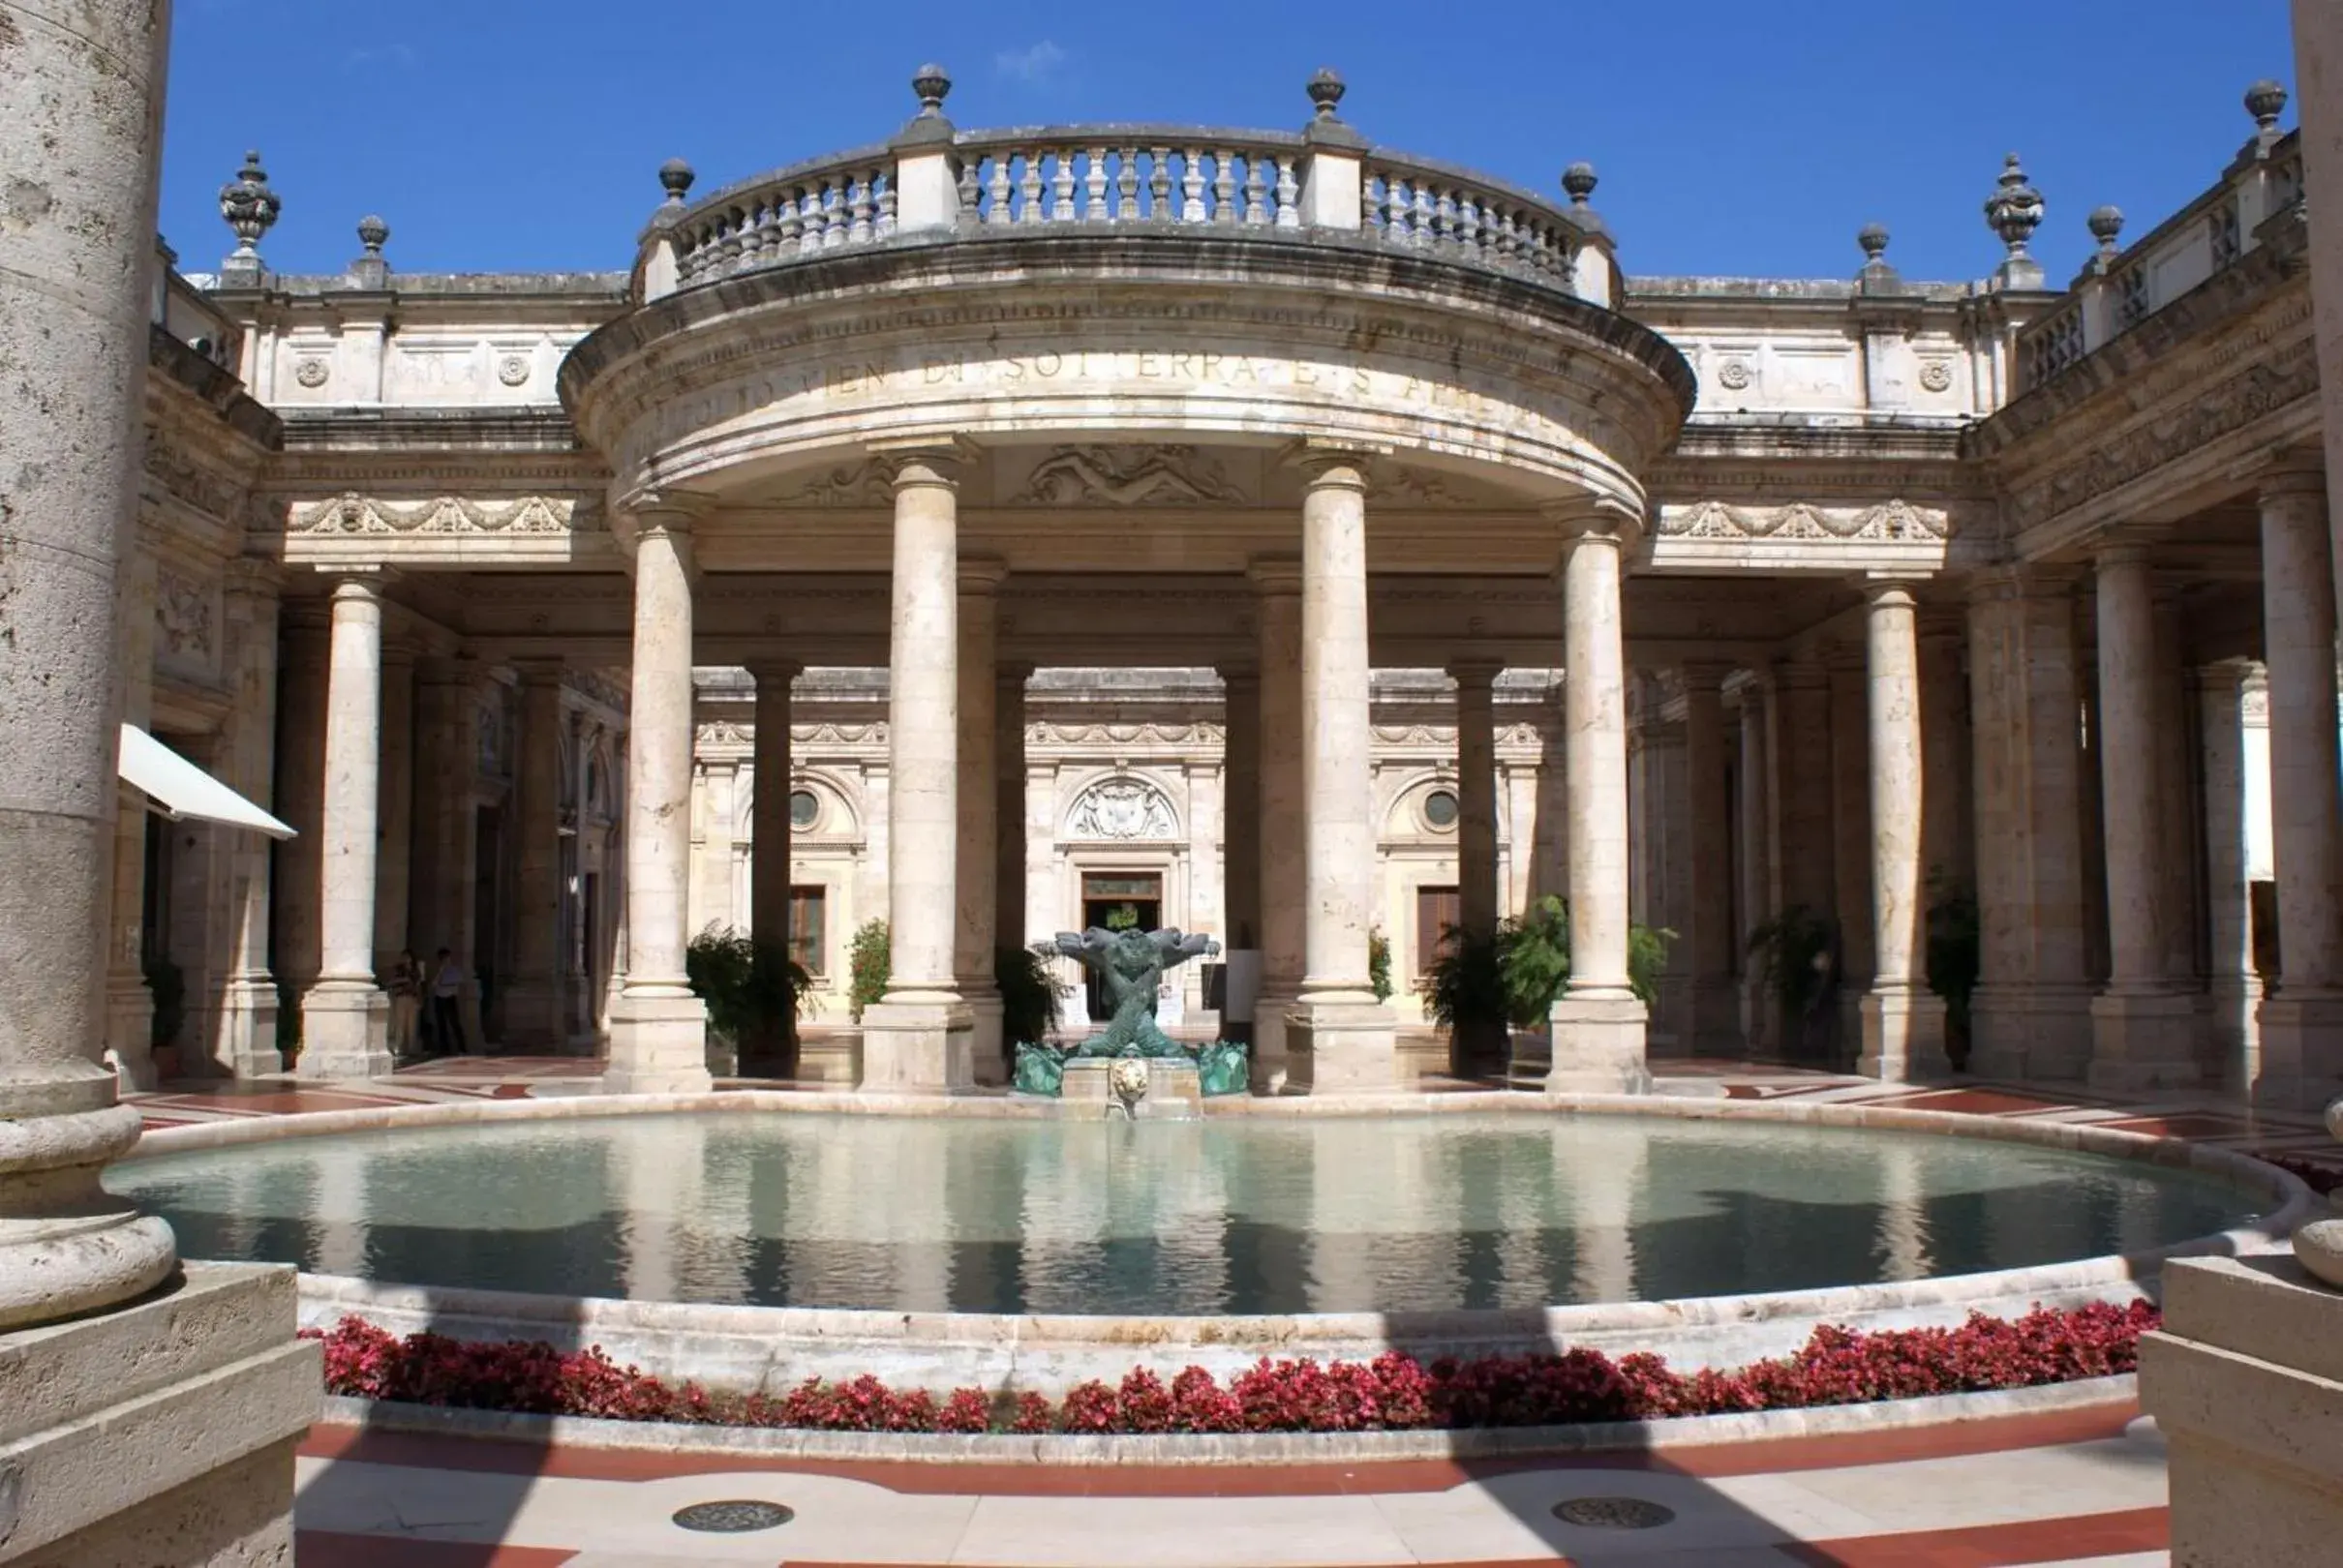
385;950;422;1061
430;948;467;1056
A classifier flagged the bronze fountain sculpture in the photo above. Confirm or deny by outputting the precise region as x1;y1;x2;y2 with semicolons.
1012;926;1249;1098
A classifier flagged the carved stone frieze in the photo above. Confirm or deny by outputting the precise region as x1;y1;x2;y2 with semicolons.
696;721;751;746
1008;445;1246;507
1066;775;1180;840
1373;724;1460;746
772;461;895;506
1028;721;1212;746
155;569;217;668
1658;498;1947;542
290;493;603;535
790;722;885;746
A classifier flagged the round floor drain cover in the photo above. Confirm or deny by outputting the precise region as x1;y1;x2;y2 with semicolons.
1551;1495;1676;1529
672;1499;795;1533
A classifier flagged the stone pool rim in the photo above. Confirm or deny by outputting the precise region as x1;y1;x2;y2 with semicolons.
123;1090;2316;1395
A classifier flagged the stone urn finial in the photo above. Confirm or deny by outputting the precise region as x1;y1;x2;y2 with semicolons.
356;214;389;256
2087;204;2125;256
1857;223;1890;264
658;159;695;206
912;63;953;117
1307;67;1346;121
1562;162;1599;208
218;150;281;260
2245;77;2290;131
1985;153;2045;260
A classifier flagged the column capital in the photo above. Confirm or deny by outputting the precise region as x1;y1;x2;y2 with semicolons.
746;658;804;686
2194;655;2266;698
2238;449;2327;501
868;436;978;487
1445;659;1504;689
996;659;1037;684
1248;555;1304;595
958;555;1010;594
1964;562;2080;606
1862;578;1922;611
614;491;712;547
1280;437;1386;485
2091;532;2159;570
1545;494;1646;549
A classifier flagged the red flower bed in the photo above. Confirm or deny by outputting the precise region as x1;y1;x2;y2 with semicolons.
304;1299;2158;1435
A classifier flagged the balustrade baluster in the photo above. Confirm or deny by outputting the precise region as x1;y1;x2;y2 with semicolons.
1435;189;1458;246
1242;154;1268;225
740;203;769;268
987;154;1015;226
1149;148;1173;219
1275;156;1300;227
958;156;983;223
1052;150;1078;221
1412;182;1435;246
1116;147;1141;219
1457;196;1480;254
1086;147;1110;220
848;172;873;245
876;177;898;238
715;215;741;274
1017;149;1043;224
824;178;849;247
1212;148;1237;223
1182;148;1207;223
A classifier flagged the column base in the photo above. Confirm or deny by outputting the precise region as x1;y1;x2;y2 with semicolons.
2205;979;2264;1095
1968;982;2096;1080
2252;989;2343;1113
1546;991;1651;1094
0;1261;318;1567
1857;984;1947;1082
2086;988;2203;1093
295;983;392;1080
961;989;1006;1086
498;977;568;1052
2139;1254;2343;1568
858;998;975;1094
602;988;713;1095
213;980;284;1078
1281;995;1398;1094
104;974;157;1092
1249;990;1294;1094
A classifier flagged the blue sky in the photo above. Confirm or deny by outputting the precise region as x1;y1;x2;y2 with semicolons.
161;0;2297;286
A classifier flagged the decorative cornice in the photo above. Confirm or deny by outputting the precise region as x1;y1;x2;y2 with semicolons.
1657;497;1947;543
288;492;603;536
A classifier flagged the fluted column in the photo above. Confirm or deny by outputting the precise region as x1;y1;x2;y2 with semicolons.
1449;661;1506;1073
746;659;798;1070
1856;583;1945;1080
604;509;711;1094
2255;468;2343;1109
502;662;567;1048
1283;454;1397;1092
2200;660;2266;1092
1679;663;1741;1057
1549;506;1648;1091
860;449;974;1092
1736;678;1774;1051
2086;544;2197;1090
298;576;393;1079
956;559;1005;1078
1250;561;1306;1089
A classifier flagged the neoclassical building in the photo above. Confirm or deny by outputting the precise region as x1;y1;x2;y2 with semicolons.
116;68;2332;1106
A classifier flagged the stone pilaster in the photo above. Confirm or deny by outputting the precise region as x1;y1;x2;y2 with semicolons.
0;7;314;1553
103;548;159;1089
211;563;284;1076
502;662;568;1049
2297;0;2343;665
1856;583;1946;1081
2199;660;2266;1093
604;509;712;1094
1678;663;1741;1058
1219;668;1263;1054
1827;647;1875;1024
1548;507;1648;1091
373;647;416;971
2087;545;2198;1090
955;560;1006;1078
691;761;737;936
1735;676;1775;1051
746;659;799;1071
2255;468;2343;1109
1285;452;1397;1092
1449;660;1506;1073
1964;570;2095;1079
298;576;393;1079
1917;615;1972;896
860;449;974;1092
994;664;1032;954
2152;593;2202;989
409;656;482;1050
1250;560;1306;1090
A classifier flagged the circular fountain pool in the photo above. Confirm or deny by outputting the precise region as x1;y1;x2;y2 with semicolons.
113;1107;2264;1315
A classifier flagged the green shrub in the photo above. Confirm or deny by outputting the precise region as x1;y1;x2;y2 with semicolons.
1367;928;1394;1003
847;919;891;1022
1424;896;1671;1037
1748;904;1836;1022
685;925;809;1045
997;943;1071;1045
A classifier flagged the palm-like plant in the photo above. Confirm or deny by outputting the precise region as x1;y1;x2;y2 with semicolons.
1424;895;1673;1053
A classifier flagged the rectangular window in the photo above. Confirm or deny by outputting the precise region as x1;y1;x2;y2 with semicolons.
1416;885;1461;977
789;886;828;976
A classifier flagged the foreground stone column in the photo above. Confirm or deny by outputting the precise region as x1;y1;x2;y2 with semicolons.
605;509;711;1093
861;450;974;1091
1856;583;1945;1080
1251;560;1307;1089
299;576;394;1078
103;550;159;1087
502;662;567;1048
2299;0;2343;667
956;560;1006;1078
2256;469;2343;1109
1679;663;1740;1057
2200;660;2267;1093
1286;454;1397;1091
1449;660;1506;1073
2086;545;2198;1089
1549;506;1648;1091
747;659;798;1070
0;4;316;1558
1736;677;1774;1050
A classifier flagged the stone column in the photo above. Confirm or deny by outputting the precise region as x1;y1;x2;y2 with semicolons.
1856;583;1946;1080
1219;669;1263;1056
2086;545;2197;1089
995;665;1033;956
502;662;567;1048
1828;648;1875;1030
214;563;284;1076
408;656;481;1048
1679;663;1740;1057
1251;560;1307;1089
2255;469;2343;1109
2153;594;2201;989
1765;660;1837;1060
103;549;159;1088
373;647;416;971
1285;453;1397;1092
861;450;974;1092
746;659;798;1070
1918;616;1972;898
2200;660;2266;1093
2299;0;2343;660
298;577;393;1078
1549;507;1648;1090
1964;570;2094;1079
1449;660;1506;1072
956;560;1005;1078
604;509;711;1094
1735;677;1774;1051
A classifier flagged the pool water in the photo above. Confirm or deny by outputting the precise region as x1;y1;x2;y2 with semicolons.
110;1111;2261;1315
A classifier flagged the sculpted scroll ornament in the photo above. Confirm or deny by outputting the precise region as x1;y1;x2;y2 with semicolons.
773;461;896;506
1659;498;1946;543
1009;445;1246;507
294;493;595;535
1066;775;1178;840
155;571;216;665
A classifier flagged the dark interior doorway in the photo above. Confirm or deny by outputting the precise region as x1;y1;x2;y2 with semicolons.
1080;871;1162;1022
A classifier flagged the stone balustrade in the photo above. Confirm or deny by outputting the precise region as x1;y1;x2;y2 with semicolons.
644;71;1608;307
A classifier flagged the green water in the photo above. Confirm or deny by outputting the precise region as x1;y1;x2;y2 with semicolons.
109;1111;2261;1315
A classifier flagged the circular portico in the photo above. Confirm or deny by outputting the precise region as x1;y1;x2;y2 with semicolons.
559;69;1695;1097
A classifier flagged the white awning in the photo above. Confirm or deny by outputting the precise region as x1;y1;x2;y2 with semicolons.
118;724;296;840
